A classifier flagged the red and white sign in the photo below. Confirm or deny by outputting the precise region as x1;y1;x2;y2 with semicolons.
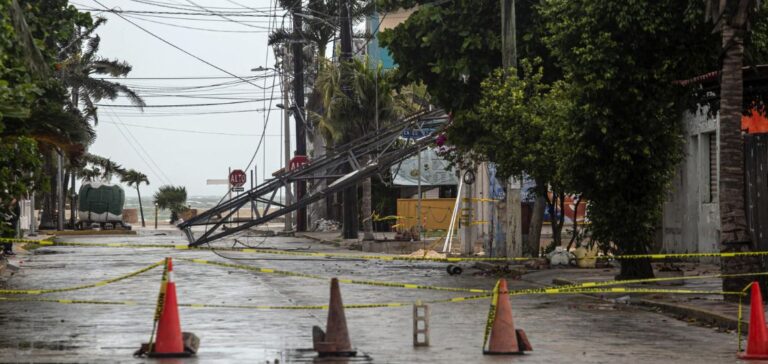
229;169;247;187
289;155;309;171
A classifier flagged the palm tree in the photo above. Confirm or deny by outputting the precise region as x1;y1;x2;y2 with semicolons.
79;166;102;182
121;169;149;227
270;0;374;224
314;58;396;240
707;0;762;295
153;185;188;224
270;0;374;63
59;18;145;124
50;19;144;228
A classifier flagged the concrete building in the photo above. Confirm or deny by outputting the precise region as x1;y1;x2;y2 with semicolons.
661;67;768;254
660;108;721;254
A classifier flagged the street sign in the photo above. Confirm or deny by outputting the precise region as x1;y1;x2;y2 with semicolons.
401;127;436;140
229;169;247;187
231;187;245;192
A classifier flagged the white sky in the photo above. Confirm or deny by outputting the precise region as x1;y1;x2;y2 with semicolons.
76;0;293;197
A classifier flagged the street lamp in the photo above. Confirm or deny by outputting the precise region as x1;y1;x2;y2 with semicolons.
250;66;274;72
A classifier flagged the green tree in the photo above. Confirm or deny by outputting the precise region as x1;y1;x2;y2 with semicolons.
59;19;145;125
153;185;188;224
0;137;41;237
379;0;557;254
452;60;574;254
313;58;396;240
378;0;502;112
121;169;149;228
79;153;126;182
541;0;718;278
0;0;93;230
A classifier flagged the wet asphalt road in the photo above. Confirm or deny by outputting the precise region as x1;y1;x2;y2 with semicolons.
0;233;744;363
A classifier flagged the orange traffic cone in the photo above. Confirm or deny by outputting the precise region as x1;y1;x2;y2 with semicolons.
739;282;768;360
483;279;532;355
136;258;199;358
312;278;357;357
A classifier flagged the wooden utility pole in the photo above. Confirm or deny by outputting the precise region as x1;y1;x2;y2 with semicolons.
339;0;359;239
292;2;307;232
502;0;523;258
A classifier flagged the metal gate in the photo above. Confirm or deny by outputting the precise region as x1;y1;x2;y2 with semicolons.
745;133;768;252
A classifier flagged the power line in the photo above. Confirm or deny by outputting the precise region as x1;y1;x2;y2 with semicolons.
105;108;280;117
120;13;269;33
98;75;272;80
99;120;282;137
95;99;261;108
243;0;280;174
183;0;269;29
93;0;272;89
103;109;172;186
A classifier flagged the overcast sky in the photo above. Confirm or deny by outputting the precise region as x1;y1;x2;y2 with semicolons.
76;0;291;197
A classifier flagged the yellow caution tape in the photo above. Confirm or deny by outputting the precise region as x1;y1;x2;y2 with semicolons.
0;286;745;311
8;237;768;262
462;198;500;203
482;280;500;351
738;282;754;352
2;237;528;262
0;296;410;310
181;258;490;293
182;259;768;297
541;271;768;292
0;260;164;295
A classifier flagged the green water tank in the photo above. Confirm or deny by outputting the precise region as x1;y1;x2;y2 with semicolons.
77;182;125;223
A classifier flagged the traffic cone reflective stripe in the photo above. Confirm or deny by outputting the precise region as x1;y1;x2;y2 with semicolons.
153;258;184;354
312;278;356;357
484;279;531;355
739;282;768;360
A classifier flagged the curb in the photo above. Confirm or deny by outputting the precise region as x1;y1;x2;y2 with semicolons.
552;278;743;331
38;230;137;236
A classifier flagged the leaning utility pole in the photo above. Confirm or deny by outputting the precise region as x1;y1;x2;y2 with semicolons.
339;0;358;239
292;1;307;232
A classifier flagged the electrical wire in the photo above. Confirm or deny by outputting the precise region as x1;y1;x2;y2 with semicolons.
183;0;270;30
103;108;279;117
103;110;172;185
97;75;272;80
93;0;274;90
107;108;174;185
120;14;269;33
98;120;283;137
95;99;261;108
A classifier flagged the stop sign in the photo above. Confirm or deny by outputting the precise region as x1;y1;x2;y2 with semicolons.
229;169;246;187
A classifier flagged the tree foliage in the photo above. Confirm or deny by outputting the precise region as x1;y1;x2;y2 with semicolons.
540;0;719;277
0;137;41;236
313;58;396;144
153;185;188;223
453;61;570;184
378;0;501;112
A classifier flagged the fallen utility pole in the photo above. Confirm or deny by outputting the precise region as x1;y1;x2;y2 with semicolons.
178;110;447;246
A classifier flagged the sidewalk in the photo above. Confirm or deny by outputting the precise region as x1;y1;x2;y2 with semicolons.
522;263;752;331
